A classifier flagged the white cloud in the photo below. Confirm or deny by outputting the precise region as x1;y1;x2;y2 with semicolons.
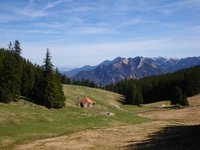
6;0;65;19
29;0;65;18
118;18;155;28
45;0;65;10
0;28;58;35
67;26;114;35
117;0;200;15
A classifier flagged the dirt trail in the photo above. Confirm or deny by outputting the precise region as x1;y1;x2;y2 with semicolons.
14;97;200;150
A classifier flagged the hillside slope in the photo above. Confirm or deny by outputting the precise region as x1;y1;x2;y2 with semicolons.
63;84;124;109
0;84;147;149
14;95;200;150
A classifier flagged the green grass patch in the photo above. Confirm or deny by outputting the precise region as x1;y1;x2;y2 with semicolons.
0;84;149;149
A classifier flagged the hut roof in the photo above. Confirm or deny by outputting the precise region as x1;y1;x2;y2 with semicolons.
81;97;95;105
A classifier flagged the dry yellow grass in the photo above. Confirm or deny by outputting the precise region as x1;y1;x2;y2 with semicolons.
15;121;169;150
188;94;200;106
13;94;200;150
0;84;147;149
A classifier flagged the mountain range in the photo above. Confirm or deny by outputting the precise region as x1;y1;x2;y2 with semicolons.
63;56;200;86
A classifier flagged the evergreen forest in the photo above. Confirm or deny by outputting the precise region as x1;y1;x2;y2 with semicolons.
105;65;200;106
0;41;65;108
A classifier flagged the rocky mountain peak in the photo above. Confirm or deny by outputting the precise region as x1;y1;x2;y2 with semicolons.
66;56;200;86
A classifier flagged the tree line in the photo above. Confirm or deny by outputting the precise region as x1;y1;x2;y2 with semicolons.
105;65;200;106
0;41;65;108
57;73;97;88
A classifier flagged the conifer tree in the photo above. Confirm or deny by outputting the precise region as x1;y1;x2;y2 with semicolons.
14;40;22;55
0;46;66;107
42;49;65;108
0;52;21;102
171;86;188;106
32;65;44;104
179;92;189;106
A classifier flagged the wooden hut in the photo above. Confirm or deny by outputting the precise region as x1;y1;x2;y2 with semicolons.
80;97;95;108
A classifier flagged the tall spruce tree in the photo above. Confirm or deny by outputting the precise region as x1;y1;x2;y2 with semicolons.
171;86;188;106
42;49;65;108
14;40;22;56
180;92;189;106
32;65;44;104
0;41;23;103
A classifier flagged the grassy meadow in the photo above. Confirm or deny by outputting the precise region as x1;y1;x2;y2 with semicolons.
0;84;149;149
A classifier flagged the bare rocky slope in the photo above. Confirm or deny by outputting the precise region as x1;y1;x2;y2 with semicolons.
69;56;200;85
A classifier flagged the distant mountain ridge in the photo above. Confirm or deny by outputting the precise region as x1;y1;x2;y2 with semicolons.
62;58;118;77
63;65;96;77
63;56;200;85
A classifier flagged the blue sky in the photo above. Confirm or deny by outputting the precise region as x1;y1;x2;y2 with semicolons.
0;0;200;68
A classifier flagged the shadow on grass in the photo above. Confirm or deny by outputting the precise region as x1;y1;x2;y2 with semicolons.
125;125;200;150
